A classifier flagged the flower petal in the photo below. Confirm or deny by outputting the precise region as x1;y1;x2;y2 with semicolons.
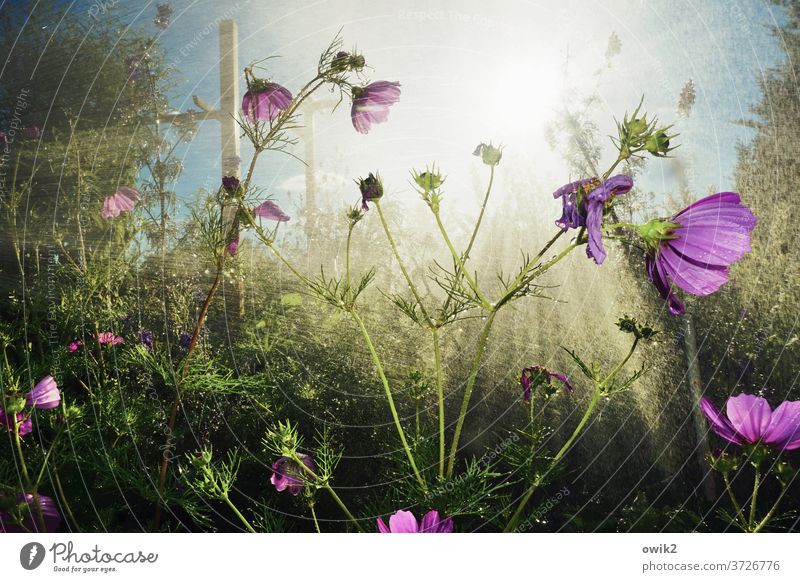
376;517;391;533
762;400;800;449
699;398;742;444
725;394;772;443
419;510;441;532
658;245;729;296
387;510;419;533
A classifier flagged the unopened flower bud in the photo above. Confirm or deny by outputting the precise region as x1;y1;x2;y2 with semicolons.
472;142;503;166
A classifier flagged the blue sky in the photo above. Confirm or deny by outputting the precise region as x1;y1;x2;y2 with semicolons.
79;0;788;221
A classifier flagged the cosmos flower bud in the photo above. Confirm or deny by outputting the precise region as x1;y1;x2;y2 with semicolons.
222;176;241;195
472;142;503;166
644;131;673;157
413;169;444;192
357;172;383;210
616;316;658;341
331;50;366;73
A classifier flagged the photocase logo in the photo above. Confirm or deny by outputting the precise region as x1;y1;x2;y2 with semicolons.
20;542;46;570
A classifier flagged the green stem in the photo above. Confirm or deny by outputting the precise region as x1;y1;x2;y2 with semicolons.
310;502;322;533
463;165;495;263
749;464;761;530
433;328;446;480
289;453;364;532
15;424;46;531
603;338;639;388
221;493;257;533
345;224;354;291
324;485;363;531
432;209;491;309
722;472;747;530
446;310;497;476
53;468;80;532
34;429;64;488
504;387;602;532
375;201;432;325
350;310;425;488
753;482;789;533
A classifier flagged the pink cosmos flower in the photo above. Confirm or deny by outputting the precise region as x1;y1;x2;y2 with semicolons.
242;82;293;122
26;375;60;410
254;200;290;222
700;394;800;451
377;509;453;533
101;186;141;219
351;81;401;134
96;332;124;346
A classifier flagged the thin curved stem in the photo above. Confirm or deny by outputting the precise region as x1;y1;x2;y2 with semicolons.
310;502;322;533
749;465;762;529
433;328;446;479
446;310;497;476
350;310;426;489
375;201;431;325
753;482;788;533
722;472;746;530
222;493;257;533
504;387;601;532
432;210;492;310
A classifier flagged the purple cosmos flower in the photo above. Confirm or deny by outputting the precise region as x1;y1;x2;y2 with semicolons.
101;186;141;219
254;200;290;222
0;410;31;437
553;175;633;264
68;340;83;353
377;509;454;533
700;394;800;451
520;365;574;403
178;331;193;350
23;126;40;139
271;454;315;495
26;375;60;410
0;493;61;532
138;330;154;351
351;81;401;134
96;332;123;346
242;82;293;123
643;192;757;315
154;3;173;30
357;173;383;211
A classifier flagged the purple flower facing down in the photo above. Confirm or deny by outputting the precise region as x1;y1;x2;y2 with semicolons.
96;332;123;346
222;175;240;193
26;375;60;410
270;454;315;495
0;493;61;533
553;175;633;264
138;330;154;351
178;332;193;350
357;173;383;211
376;509;454;533
68;340;83;353
254;200;290;222
351;81;401;134
242;82;293;123
700;394;800;451
0;410;31;437
643;192;756;315
101;186;141;219
520;365;574;403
